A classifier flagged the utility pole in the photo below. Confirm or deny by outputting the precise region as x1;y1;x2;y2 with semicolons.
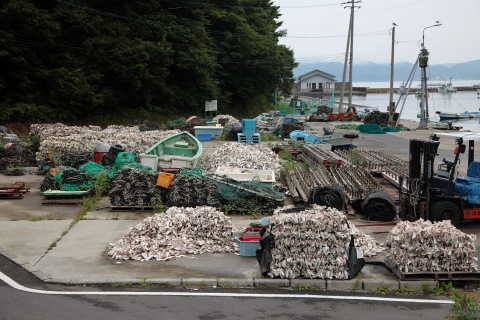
338;12;352;113
339;1;360;113
388;23;396;125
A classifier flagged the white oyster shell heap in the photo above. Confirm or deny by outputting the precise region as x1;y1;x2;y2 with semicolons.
108;206;238;261
31;123;102;138
198;142;280;173
267;205;384;279
385;219;478;273
212;114;240;124
31;123;179;160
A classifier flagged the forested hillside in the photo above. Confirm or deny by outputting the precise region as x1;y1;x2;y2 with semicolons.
0;0;297;124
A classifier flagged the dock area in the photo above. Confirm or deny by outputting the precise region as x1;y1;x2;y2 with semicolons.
367;85;480;94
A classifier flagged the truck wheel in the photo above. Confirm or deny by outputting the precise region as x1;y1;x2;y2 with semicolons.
430;201;461;226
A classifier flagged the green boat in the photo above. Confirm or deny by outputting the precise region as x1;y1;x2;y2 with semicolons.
139;131;203;170
41;189;91;198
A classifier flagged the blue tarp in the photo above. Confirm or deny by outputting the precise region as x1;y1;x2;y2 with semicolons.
455;162;480;204
455;182;480;204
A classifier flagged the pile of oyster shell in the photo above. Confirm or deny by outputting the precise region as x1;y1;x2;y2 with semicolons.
385;219;478;273
108;206;237;261
212;114;240;124
31;123;179;160
198;142;280;173
266;205;384;279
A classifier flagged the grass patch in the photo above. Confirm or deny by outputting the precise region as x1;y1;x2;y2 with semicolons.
447;290;480;319
261;134;280;142
28;217;46;221
353;274;362;291
108;282;133;287
295;284;313;290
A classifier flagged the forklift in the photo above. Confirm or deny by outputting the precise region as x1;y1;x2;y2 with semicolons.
399;132;480;226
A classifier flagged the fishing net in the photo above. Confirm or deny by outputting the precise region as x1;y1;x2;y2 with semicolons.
211;176;284;202
109;168;161;207
357;124;385;134
168;173;221;208
382;126;399;133
48;169;93;191
101;144;125;167
335;124;359;130
79;161;107;180
108;152;151;178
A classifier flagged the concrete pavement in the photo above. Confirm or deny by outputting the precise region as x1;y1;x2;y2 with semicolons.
0;121;479;291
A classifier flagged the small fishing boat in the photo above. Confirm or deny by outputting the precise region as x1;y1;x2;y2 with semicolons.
428;121;462;131
41;189;91;198
396;81;411;95
289;130;328;145
139;131;203;170
436;110;480;120
436;78;457;93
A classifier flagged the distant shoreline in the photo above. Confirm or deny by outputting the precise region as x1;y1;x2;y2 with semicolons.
366;85;480;94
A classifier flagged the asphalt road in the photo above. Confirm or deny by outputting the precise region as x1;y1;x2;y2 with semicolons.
0;256;453;320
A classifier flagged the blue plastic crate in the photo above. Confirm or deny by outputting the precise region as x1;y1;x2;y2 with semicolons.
237;133;261;144
196;133;212;141
236;237;260;257
242;119;256;135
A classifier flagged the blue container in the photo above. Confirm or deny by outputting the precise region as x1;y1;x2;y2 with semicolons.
197;133;212;141
237;133;261;144
242;119;256;135
236;237;260;257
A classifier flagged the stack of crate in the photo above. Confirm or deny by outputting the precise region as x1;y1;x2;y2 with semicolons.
237;119;261;144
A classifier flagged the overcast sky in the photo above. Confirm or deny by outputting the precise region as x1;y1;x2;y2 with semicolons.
273;0;480;65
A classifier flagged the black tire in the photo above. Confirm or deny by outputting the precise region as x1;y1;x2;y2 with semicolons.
430;200;461;226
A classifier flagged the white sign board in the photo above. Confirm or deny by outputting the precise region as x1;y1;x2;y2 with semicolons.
205;100;218;112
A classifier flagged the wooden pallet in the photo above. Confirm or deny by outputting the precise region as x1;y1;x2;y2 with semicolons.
42;198;84;204
0;182;30;199
387;264;480;281
110;206;154;212
0;192;25;199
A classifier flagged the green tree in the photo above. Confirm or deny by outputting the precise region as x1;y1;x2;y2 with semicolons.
0;0;296;123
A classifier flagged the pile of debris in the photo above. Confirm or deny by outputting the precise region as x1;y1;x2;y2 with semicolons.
108;206;238;261
281;121;304;139
198;142;280;173
264;205;383;279
0;142;36;170
212;114;240;124
363;111;399;125
32;123;179;160
385;219;478;273
179;118;207;134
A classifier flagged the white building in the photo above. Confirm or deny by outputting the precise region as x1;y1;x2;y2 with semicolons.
297;69;337;92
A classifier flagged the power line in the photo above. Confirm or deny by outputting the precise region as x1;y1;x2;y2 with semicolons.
56;0;280;39
56;1;388;40
164;0;342;9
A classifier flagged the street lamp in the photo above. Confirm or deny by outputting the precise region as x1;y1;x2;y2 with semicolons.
418;21;442;129
422;21;442;48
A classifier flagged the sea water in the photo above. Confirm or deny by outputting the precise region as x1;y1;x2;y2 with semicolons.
351;80;480;132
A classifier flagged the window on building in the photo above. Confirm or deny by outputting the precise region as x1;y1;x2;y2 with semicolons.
312;83;316;90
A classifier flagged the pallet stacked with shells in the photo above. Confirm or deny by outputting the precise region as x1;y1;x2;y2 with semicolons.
238;119;261;144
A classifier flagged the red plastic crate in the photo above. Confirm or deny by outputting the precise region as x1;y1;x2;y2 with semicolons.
239;236;262;241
